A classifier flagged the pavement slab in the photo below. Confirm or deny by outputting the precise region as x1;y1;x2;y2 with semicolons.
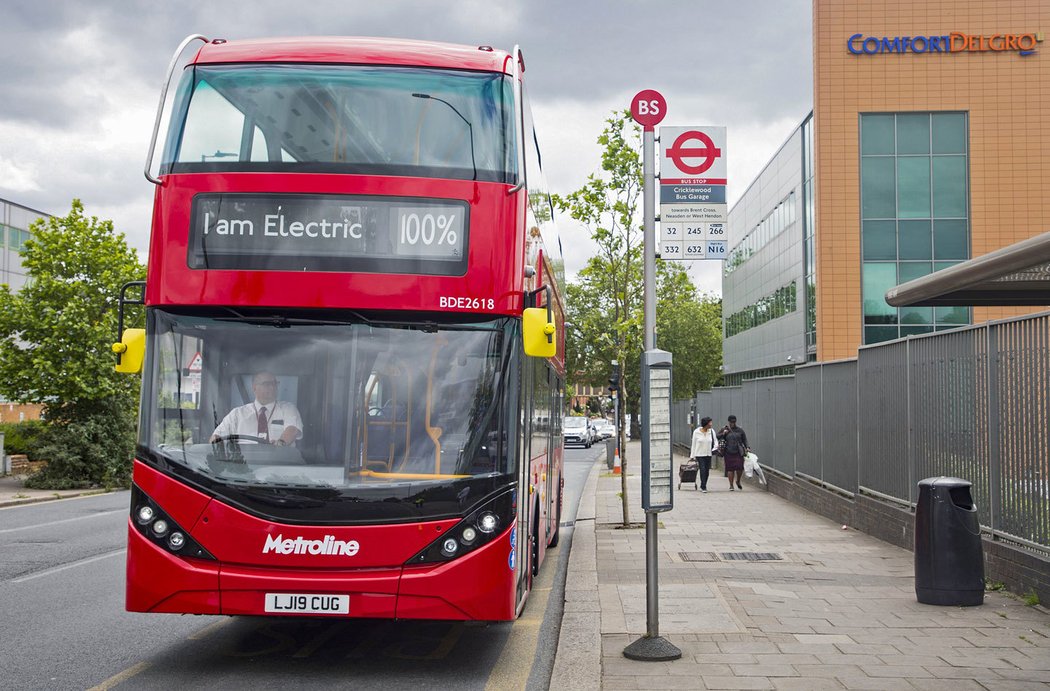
550;441;1050;690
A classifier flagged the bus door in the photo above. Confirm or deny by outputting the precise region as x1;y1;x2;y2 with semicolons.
537;367;554;544
514;356;533;604
546;377;561;540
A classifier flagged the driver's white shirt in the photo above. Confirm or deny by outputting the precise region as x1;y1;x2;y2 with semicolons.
212;400;303;442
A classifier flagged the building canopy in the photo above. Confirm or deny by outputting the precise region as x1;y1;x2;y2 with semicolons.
885;230;1050;307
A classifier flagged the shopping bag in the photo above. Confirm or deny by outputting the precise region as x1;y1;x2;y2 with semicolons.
744;451;766;484
743;449;760;476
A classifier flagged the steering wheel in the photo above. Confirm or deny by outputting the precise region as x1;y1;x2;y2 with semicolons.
212;434;266;445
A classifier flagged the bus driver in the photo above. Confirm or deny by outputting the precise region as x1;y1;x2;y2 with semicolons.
210;371;303;446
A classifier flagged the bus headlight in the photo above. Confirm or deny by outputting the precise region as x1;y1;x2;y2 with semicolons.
168;532;186;551
136;505;155;525
440;537;459;557
151;519;170;537
130;485;215;562
407;490;514;565
477;512;499;534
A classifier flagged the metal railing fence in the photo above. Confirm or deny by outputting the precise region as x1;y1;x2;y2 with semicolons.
684;310;1050;552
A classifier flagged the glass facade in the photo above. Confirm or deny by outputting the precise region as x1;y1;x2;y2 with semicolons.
1;198;48;410
3;225;32;252
725;282;798;338
722;366;795;387
725;192;797;276
801;114;816;353
1;198;47;293
860;113;970;344
721;119;807;379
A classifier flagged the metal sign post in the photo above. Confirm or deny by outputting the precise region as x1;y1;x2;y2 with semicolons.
624;90;681;663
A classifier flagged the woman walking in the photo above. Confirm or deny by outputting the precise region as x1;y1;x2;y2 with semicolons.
718;415;749;491
689;416;717;493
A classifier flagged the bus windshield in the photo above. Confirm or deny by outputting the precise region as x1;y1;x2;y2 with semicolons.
161;64;516;183
141;309;517;521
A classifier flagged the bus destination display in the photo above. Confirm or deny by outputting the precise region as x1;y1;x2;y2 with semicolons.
188;194;469;275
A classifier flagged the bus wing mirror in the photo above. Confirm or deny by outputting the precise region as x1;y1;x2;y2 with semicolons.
522;308;556;358
113;328;146;374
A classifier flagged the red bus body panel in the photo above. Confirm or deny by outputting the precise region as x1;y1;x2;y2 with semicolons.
193;37;512;74
127;461;518;619
147;175;526;314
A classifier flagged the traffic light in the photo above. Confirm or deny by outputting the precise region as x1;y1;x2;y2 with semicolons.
608;361;621;392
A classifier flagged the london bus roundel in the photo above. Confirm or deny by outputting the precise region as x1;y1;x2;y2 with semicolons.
122;36;566;623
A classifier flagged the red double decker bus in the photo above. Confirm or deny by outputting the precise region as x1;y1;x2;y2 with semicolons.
116;35;566;621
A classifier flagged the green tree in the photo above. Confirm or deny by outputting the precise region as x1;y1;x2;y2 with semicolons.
556;111;724;526
656;263;723;396
556;110;644;526
0;200;145;488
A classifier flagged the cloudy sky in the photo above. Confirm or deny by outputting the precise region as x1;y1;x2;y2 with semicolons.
0;0;812;295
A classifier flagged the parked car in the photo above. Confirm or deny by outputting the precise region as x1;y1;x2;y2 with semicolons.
563;416;593;448
593;419;615;440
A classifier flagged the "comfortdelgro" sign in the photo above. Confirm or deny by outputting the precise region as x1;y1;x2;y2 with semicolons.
848;32;1043;56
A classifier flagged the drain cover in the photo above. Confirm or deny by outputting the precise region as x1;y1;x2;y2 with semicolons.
720;552;782;561
679;552;718;562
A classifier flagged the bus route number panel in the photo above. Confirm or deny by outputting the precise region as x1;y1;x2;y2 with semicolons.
188;193;469;276
659;222;726;260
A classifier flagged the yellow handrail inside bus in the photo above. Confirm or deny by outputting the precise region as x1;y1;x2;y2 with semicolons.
362;339;447;477
424;337;447;474
362;365;411;473
354;469;469;481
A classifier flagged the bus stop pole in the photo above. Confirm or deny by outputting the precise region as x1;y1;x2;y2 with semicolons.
642;127;658;636
623;124;681;662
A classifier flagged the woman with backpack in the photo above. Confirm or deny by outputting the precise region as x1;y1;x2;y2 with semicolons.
718;414;749;491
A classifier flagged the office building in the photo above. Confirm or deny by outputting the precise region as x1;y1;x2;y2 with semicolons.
723;0;1048;380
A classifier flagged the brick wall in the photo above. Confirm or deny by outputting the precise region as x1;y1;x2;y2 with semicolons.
9;455;46;475
0;403;43;423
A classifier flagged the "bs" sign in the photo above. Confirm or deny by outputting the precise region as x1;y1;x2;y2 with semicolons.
630;90;667;130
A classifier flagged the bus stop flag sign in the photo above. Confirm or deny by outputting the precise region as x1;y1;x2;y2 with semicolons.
631;90;666;131
659;125;728;261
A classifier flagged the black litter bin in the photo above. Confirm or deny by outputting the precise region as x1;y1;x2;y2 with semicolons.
914;477;984;606
605;438;616;469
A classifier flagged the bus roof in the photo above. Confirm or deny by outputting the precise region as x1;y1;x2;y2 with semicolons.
193;37;514;74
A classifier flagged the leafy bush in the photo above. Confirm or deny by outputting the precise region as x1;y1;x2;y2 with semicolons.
0;419;46;456
23;399;136;489
0;200;144;488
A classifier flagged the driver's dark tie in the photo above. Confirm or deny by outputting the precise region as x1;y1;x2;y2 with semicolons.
257;407;268;437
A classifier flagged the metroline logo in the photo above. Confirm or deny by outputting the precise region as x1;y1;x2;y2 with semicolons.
848;32;1043;56
263;533;360;556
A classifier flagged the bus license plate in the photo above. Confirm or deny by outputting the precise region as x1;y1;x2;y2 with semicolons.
264;593;350;615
